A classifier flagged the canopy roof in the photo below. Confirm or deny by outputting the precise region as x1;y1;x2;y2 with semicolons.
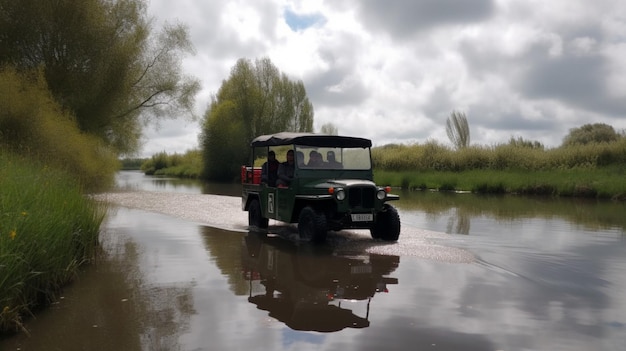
250;132;372;148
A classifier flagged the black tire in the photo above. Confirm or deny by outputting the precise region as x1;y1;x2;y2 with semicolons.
298;206;327;243
248;198;269;229
370;204;401;241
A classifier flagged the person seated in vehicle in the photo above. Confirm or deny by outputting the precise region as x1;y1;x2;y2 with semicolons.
261;150;279;186
306;150;324;168
326;151;342;168
277;150;295;187
296;151;305;168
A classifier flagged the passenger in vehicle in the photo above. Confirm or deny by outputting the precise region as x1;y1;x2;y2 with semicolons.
306;150;324;168
261;150;279;186
296;151;305;168
277;150;295;187
326;151;342;168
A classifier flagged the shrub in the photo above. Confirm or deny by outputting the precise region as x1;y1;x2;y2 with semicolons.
141;149;203;178
0;67;118;192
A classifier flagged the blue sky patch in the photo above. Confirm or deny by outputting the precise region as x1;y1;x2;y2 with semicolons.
284;9;325;31
282;328;325;347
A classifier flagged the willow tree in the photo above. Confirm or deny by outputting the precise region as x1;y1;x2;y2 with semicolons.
200;57;314;181
0;0;200;155
446;111;470;149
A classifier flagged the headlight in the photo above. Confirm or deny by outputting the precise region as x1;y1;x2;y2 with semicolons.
336;189;346;201
376;189;386;200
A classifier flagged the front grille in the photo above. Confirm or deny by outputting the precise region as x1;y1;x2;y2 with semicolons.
348;187;375;208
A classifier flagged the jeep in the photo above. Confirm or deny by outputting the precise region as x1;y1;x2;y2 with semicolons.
241;132;401;243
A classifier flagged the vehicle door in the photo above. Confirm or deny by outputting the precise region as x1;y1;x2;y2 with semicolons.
275;186;296;222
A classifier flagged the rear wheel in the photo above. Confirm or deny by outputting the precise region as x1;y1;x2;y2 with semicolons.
298;206;327;243
248;198;269;229
370;204;400;241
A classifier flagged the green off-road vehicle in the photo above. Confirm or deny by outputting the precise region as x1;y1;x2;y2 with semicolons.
241;132;401;243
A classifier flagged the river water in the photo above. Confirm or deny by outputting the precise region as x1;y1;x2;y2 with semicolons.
2;171;625;351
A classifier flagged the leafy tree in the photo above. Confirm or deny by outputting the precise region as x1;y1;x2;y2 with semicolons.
200;57;314;181
0;67;118;191
562;123;620;147
0;0;200;155
320;122;339;135
446;110;470;149
201;101;248;181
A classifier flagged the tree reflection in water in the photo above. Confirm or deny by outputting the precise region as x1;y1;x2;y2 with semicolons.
240;232;399;332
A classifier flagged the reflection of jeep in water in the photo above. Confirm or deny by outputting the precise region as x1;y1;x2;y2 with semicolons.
241;132;401;243
241;232;399;332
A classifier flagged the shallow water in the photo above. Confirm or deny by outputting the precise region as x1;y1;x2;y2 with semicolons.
2;171;625;351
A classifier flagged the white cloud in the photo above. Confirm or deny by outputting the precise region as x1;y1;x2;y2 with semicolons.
141;119;201;156
141;0;626;157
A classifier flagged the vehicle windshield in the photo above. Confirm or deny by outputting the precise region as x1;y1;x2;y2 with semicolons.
295;146;371;170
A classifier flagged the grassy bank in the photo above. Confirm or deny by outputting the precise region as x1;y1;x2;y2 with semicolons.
371;139;626;172
372;140;626;200
374;166;626;200
0;153;106;334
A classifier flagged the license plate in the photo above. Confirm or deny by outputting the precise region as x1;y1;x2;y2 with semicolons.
351;265;372;274
351;213;373;222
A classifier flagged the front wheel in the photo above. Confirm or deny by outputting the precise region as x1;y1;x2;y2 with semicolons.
248;198;269;229
298;206;327;243
370;204;401;241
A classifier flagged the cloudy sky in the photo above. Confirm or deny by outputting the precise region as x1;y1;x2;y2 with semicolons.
141;0;626;157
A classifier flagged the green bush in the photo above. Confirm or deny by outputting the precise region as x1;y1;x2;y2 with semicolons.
141;149;203;178
0;67;118;192
141;151;169;175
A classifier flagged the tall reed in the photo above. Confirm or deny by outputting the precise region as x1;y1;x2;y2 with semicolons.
0;152;106;334
372;139;626;199
372;139;626;172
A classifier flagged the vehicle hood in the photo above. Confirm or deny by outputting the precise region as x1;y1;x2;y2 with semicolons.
309;179;377;188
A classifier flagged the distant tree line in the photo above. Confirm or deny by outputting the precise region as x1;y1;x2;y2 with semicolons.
374;122;626;173
148;103;625;181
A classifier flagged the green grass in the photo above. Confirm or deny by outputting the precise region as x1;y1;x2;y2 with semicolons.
374;166;626;200
0;153;106;334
